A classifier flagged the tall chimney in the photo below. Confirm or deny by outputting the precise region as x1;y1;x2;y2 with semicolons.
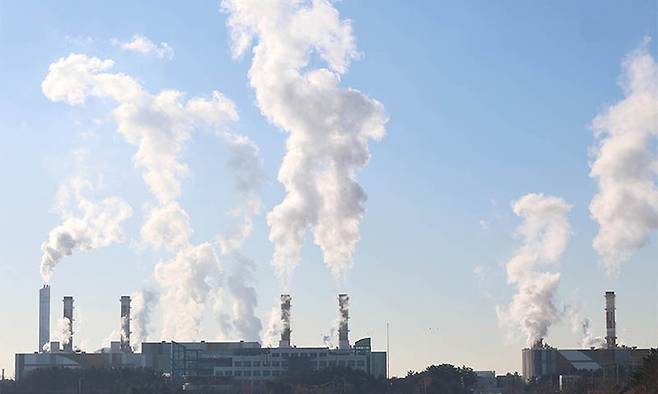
120;296;131;352
62;296;74;352
605;291;617;349
338;294;350;350
279;294;291;348
39;285;50;352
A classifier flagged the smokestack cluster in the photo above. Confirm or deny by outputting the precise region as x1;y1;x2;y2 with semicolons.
338;294;350;350
605;291;617;349
279;294;291;348
39;285;50;352
120;296;131;352
62;296;73;352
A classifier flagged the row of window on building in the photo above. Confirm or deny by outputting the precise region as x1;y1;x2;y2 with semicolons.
214;363;369;379
268;351;366;358
232;359;366;368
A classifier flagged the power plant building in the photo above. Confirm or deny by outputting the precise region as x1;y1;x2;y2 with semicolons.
142;338;386;381
521;291;651;385
16;289;387;382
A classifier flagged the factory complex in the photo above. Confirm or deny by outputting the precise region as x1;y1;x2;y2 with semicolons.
520;291;652;390
16;288;387;383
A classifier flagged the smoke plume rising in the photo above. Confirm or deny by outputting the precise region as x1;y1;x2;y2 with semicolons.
53;317;72;347
590;39;658;275
42;53;238;206
579;318;606;349
222;0;388;283
40;176;132;283
497;193;572;347
218;132;264;341
566;305;606;349
261;305;283;347
130;289;156;351
42;53;240;340
155;243;223;340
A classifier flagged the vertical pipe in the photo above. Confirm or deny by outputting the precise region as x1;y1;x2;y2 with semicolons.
120;296;131;352
605;291;617;349
63;296;74;352
279;294;291;348
338;294;350;349
386;322;390;379
39;285;50;352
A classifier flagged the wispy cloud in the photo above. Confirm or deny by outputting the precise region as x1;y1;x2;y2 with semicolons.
113;34;174;60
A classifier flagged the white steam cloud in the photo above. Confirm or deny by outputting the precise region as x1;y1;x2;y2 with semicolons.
131;289;156;351
155;243;223;340
219;132;265;341
42;53;238;340
53;317;72;347
40;176;132;283
261;305;283;348
42;53;237;205
497;193;572;347
579;317;606;349
565;305;606;349
590;39;658;275
222;0;388;283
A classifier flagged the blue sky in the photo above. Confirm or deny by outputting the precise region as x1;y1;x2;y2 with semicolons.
0;0;657;378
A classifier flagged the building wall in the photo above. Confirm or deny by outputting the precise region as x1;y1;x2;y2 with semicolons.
141;340;383;381
15;351;145;380
371;351;387;379
16;339;386;382
521;347;651;383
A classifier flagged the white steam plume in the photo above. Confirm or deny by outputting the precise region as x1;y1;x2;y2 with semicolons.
42;53;238;206
579;318;606;349
565;305;606;349
261;305;283;348
218;132;265;341
155;242;223;340
497;193;572;347
131;289;156;351
590;39;658;275
40;176;132;283
222;0;388;283
225;254;261;340
53;317;72;347
42;53;238;340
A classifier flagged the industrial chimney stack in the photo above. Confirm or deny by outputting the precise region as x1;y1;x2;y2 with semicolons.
120;296;131;352
338;294;350;350
38;285;50;352
279;294;291;348
605;291;617;349
62;296;74;352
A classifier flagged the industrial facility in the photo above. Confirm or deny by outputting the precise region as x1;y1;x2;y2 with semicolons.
521;291;651;388
16;289;387;383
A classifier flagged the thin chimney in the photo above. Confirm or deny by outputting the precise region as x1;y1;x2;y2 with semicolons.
120;296;131;352
62;296;74;352
338;294;350;350
39;285;50;352
605;291;617;349
279;294;291;348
